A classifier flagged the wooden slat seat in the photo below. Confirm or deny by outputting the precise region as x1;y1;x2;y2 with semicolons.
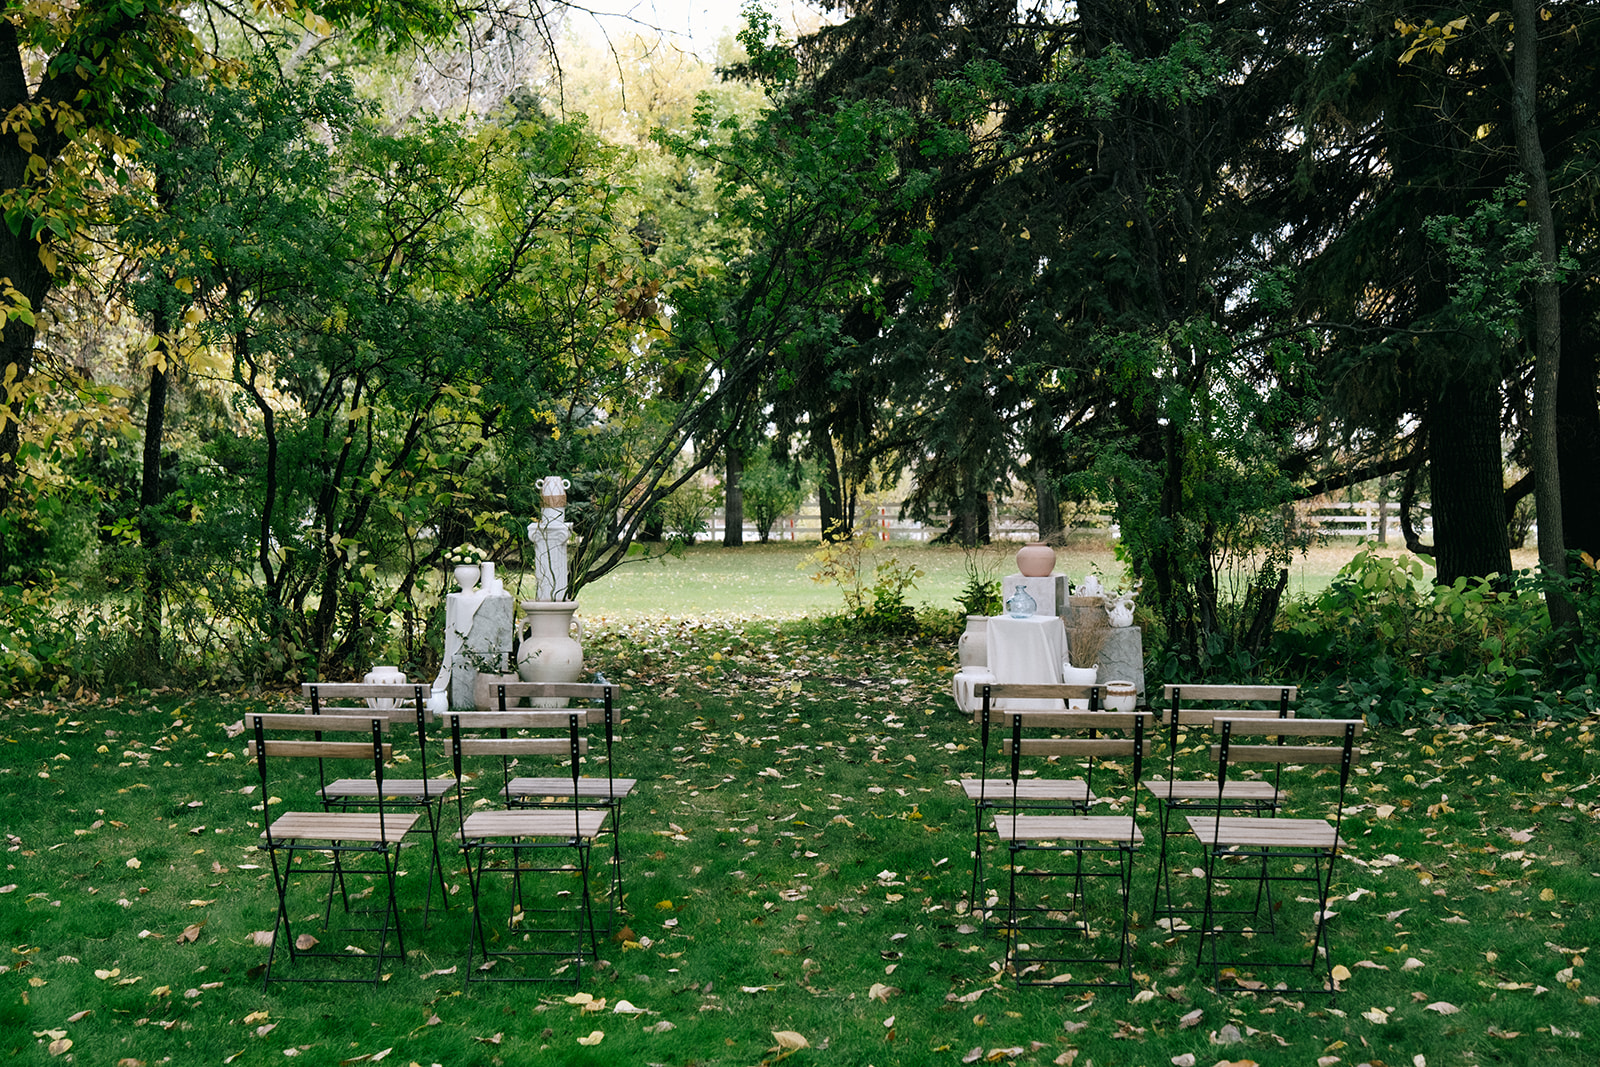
267;811;419;845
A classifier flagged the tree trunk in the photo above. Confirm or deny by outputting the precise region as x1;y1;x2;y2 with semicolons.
1558;293;1600;557
138;306;172;667
1035;468;1062;544
1511;0;1574;625
722;443;744;547
816;437;846;541
1428;376;1512;586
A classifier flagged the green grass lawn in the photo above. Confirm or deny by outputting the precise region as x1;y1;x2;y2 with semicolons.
2;616;1594;1066
522;537;1540;623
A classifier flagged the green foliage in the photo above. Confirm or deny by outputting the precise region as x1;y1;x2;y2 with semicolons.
804;519;925;634
659;481;719;547
735;444;808;543
1268;546;1576;724
955;550;1002;617
1422;177;1578;342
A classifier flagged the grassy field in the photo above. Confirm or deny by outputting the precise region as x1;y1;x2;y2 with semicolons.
559;537;1540;623
1;608;1592;1066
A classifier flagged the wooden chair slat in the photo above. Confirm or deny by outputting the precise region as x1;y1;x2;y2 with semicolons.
1004;738;1152;758
1214;717;1364;738
1161;684;1298;702
1211;743;1358;765
456;737;588;757
451;711;589;729
251;740;394;760
253;712;387;732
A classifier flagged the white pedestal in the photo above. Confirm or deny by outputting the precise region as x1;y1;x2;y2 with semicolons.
445;590;515;710
1000;573;1068;617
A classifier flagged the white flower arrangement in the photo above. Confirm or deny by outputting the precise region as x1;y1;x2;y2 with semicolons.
444;543;487;566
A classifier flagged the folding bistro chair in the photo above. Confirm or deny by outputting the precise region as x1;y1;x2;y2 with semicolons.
962;682;1101;923
448;711;607;984
1189;716;1363;994
1144;684;1296;929
480;681;634;927
250;713;419;987
994;708;1150;988
303;682;458;925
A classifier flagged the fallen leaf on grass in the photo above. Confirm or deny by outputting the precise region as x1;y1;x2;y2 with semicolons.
576;1031;604;1046
243;1011;269;1025
869;982;898;1002
472;1033;502;1046
48;1038;71;1056
250;931;274;947
177;924;203;944
773;1031;809;1050
1171;1056;1196;1067
94;969;121;980
294;934;318;951
1425;1002;1460;1014
1362;1008;1390;1024
66;1010;91;1023
645;1021;675;1034
1178;1008;1203;1029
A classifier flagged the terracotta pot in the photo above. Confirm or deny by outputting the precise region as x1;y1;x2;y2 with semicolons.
1015;541;1056;577
515;601;584;706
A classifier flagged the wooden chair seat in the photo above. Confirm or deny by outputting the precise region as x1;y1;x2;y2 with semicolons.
961;779;1093;803
506;776;637;800
995;814;1144;845
267;811;420;845
461;810;608;840
322;777;459;800
1186;815;1344;851
1147;778;1278;802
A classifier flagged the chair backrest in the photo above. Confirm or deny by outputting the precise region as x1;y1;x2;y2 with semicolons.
301;682;436;779
1002;710;1150;820
447;711;589;826
1158;684;1296;779
1001;710;1151;788
250;713;394;841
1210;717;1364;834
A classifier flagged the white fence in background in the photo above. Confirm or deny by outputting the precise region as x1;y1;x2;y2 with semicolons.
700;500;1428;543
1301;501;1432;540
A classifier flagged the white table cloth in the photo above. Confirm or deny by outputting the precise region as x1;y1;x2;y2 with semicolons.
985;613;1069;711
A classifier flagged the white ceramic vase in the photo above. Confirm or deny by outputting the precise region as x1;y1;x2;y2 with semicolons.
453;564;481;592
1104;679;1137;712
1061;662;1099;709
958;615;989;669
362;665;407;710
515;601;584;707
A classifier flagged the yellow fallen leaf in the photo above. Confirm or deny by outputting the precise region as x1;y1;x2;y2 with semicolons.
1330;964;1352;982
243;1011;269;1024
48;1038;72;1056
576;1031;604;1046
773;1031;809;1050
94;969;120;980
1425;1002;1460;1014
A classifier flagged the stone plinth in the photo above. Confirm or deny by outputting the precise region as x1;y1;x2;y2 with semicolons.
1093;626;1144;702
1000;573;1068;617
444;590;515;710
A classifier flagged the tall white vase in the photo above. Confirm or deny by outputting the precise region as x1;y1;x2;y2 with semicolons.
515;601;584;707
